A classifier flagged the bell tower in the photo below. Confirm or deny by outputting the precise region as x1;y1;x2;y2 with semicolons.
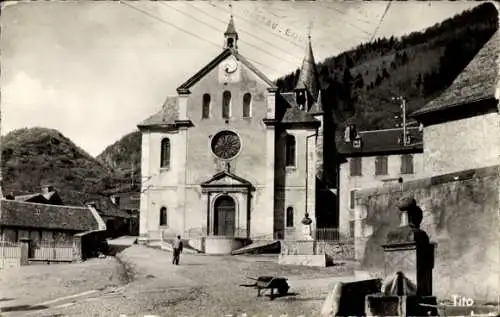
224;15;239;50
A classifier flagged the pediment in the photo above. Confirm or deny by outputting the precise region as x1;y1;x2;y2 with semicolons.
201;171;252;188
177;49;276;94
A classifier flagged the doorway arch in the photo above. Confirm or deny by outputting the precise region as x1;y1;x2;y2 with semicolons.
213;195;235;236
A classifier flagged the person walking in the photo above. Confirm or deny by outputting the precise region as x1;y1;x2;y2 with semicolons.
172;235;183;265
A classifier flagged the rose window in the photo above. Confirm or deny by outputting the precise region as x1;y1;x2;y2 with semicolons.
211;131;241;160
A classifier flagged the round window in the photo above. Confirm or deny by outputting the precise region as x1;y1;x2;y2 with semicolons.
211;130;241;160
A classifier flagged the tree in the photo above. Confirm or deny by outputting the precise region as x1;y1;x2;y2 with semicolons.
382;68;390;79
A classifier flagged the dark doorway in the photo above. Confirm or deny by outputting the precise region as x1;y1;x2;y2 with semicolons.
214;196;235;236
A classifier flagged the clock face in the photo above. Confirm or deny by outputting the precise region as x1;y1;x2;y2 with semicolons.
223;57;238;74
211;130;241;160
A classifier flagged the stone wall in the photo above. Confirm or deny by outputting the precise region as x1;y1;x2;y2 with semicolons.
423;112;499;176
280;240;355;260
354;165;499;302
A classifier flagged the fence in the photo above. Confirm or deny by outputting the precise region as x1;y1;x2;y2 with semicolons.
0;241;22;269
31;241;74;262
0;240;21;258
0;240;74;265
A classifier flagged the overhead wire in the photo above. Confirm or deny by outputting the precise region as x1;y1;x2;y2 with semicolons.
119;1;286;75
159;2;300;67
182;2;304;63
369;1;393;43
208;2;309;50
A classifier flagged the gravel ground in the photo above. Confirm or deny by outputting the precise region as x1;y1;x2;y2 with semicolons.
27;245;355;317
0;257;126;315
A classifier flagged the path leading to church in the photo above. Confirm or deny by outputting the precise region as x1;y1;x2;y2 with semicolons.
13;245;354;317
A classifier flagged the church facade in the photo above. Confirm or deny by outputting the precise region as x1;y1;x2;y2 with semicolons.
137;17;339;249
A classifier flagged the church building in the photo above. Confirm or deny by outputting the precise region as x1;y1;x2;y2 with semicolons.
137;17;339;252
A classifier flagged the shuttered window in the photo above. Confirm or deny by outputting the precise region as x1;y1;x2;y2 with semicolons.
375;156;388;175
401;154;414;174
350;157;362;176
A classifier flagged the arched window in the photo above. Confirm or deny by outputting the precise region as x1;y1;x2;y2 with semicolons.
242;93;251;118
202;93;211;119
160;138;171;169
285;134;296;167
159;207;167;226
222;91;231;119
286;207;294;227
227;38;234;48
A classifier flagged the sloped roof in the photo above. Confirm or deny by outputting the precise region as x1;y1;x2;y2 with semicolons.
337;127;423;156
137;97;179;128
279;92;320;125
176;49;276;92
0;199;100;231
85;196;131;219
224;16;237;36
413;30;499;117
112;192;140;211
295;37;320;102
201;170;252;187
308;90;324;115
15;191;61;204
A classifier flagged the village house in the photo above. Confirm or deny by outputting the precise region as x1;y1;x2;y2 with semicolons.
411;30;499;175
353;29;499;302
85;197;132;238
137;17;339;253
14;184;63;205
0;198;105;245
109;192;140;236
9;185;132;238
337;126;424;238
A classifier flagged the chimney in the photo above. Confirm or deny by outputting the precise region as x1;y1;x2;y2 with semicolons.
41;184;54;195
110;195;120;207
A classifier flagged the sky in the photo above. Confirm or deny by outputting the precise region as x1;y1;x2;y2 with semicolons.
0;1;481;157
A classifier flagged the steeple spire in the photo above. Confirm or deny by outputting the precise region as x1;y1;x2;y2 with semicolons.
224;8;238;50
295;33;320;110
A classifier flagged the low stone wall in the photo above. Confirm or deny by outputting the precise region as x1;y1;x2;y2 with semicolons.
354;165;499;302
281;240;355;260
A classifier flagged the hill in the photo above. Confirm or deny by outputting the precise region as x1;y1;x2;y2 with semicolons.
276;2;498;130
0;127;126;205
96;130;141;194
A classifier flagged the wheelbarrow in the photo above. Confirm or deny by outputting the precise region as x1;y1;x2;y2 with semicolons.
240;276;290;300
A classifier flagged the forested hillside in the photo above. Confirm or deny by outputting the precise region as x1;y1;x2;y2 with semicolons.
276;2;498;130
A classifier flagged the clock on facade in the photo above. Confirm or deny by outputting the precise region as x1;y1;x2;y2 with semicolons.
211;130;241;160
223;57;238;74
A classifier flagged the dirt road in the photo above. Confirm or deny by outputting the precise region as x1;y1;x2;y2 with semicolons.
1;245;353;317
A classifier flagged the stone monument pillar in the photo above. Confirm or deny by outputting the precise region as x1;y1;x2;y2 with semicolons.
301;213;313;240
365;195;438;317
383;195;434;297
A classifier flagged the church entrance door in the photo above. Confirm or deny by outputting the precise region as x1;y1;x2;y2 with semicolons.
213;196;235;236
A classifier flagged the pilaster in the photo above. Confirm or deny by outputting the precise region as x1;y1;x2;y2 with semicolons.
178;93;189;121
264;125;276;236
266;89;277;119
177;127;188;234
306;131;317;233
138;132;151;243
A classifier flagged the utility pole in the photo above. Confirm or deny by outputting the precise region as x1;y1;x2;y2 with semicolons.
392;96;408;146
